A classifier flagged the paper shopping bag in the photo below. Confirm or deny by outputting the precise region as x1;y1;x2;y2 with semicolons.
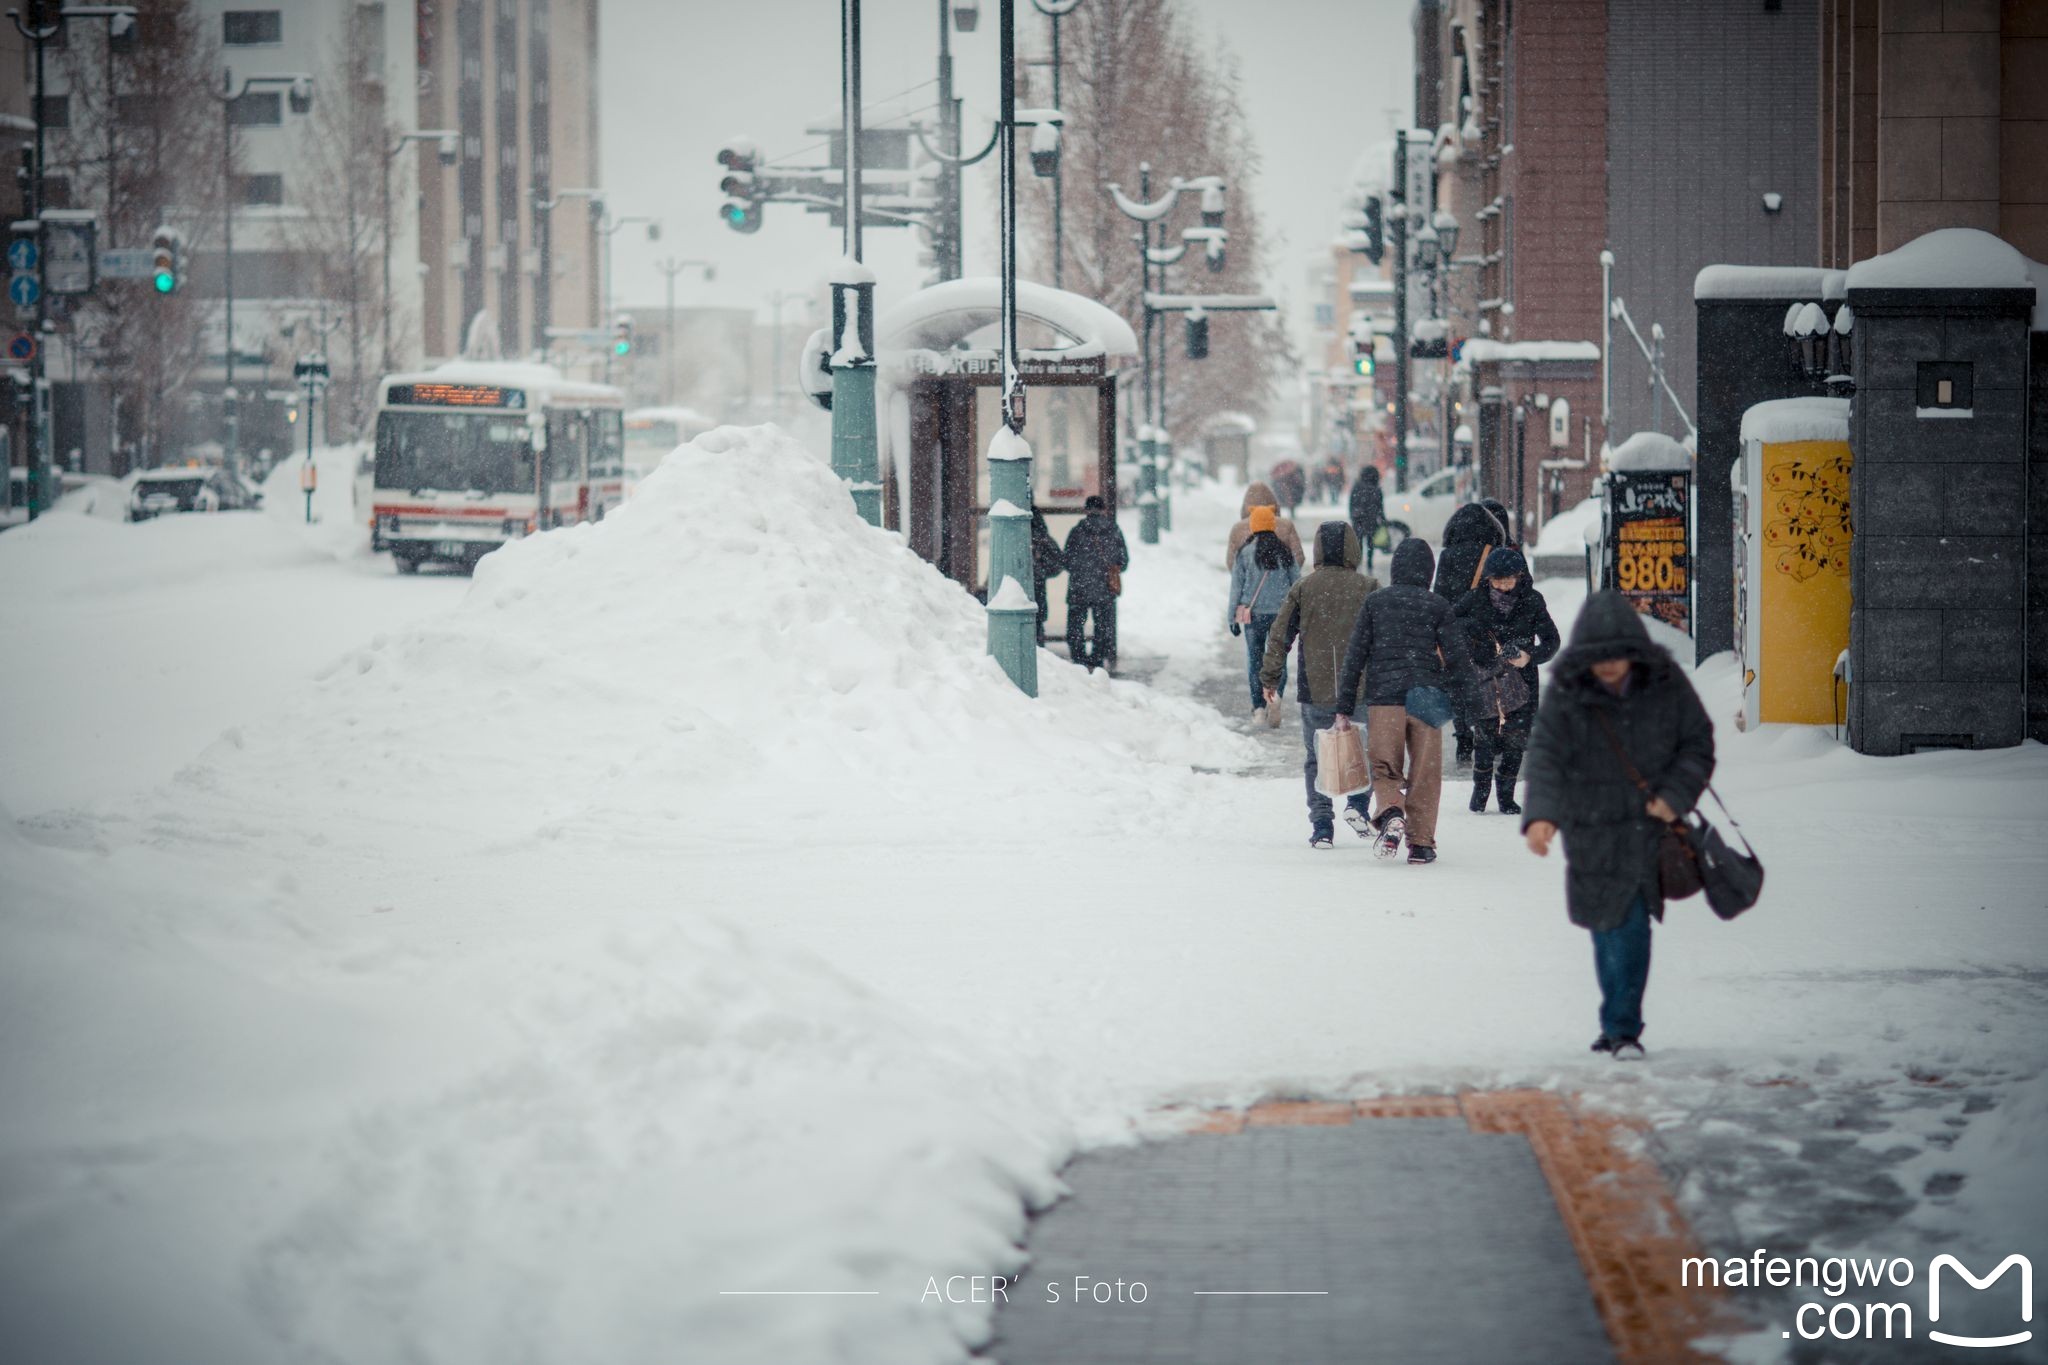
1314;724;1372;798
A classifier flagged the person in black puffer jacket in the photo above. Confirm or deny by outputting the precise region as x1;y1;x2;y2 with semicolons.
1433;500;1511;767
1332;538;1476;864
1452;545;1560;814
1348;466;1386;572
1519;591;1715;1059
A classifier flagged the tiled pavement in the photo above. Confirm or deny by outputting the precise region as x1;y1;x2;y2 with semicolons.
987;1117;1614;1364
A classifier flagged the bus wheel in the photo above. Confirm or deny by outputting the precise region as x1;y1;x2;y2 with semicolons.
394;552;420;575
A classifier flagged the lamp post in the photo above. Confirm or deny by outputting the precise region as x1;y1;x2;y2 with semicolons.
533;185;601;359
7;2;137;518
1028;0;1081;290
380;129;456;376
829;0;882;527
595;212;658;384
654;257;713;405
1105;169;1225;543
210;68;314;481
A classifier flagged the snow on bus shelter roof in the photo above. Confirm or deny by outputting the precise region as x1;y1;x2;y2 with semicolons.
878;278;1138;358
380;360;625;406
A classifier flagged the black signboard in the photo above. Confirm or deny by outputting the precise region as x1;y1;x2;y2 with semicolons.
1606;470;1691;633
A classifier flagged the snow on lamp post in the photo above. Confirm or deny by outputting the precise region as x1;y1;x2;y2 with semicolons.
982;0;1037;696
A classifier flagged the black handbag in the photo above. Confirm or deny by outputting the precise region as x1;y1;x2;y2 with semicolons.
1682;786;1765;921
1477;664;1531;723
1595;713;1705;903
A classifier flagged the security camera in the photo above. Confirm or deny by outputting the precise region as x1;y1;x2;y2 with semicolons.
437;135;458;166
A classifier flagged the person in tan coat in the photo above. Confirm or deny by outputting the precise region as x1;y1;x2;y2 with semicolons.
1223;481;1305;570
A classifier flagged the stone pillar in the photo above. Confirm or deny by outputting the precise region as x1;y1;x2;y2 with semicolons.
1846;277;2033;753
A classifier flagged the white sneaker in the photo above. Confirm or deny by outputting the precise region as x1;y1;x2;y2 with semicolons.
1342;807;1375;839
1251;707;1267;727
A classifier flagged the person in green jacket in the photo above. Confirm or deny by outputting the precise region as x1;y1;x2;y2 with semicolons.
1260;521;1382;848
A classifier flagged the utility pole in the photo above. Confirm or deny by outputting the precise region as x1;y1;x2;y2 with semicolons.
1029;0;1082;290
654;257;712;406
1390;131;1411;493
828;0;881;526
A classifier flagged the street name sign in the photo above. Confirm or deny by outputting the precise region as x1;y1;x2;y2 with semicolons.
98;249;155;280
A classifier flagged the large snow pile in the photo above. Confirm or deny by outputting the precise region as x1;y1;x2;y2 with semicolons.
178;423;1249;847
1739;396;1850;447
1;423;1258;1365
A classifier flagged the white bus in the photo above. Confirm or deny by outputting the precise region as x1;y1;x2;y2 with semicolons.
370;361;626;573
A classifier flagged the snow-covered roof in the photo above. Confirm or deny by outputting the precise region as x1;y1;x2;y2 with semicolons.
1460;339;1599;365
1740;396;1850;447
1202;412;1258;434
1844;228;2047;328
1694;265;1848;302
627;406;718;429
1605;431;1692;471
876;278;1138;357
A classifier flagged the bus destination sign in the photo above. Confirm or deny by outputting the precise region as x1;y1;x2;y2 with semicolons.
387;383;527;409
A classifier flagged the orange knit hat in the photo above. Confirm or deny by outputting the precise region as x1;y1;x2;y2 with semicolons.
1248;505;1277;534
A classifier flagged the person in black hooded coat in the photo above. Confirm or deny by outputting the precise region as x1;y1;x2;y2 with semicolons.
1452;545;1560;814
1519;591;1715;1057
1348;466;1386;572
1433;500;1511;766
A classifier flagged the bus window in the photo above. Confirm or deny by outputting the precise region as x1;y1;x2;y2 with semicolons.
595;410;625;477
546;412;590;482
375;411;534;494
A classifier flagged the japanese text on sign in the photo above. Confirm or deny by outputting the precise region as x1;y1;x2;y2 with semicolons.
1616;517;1688;594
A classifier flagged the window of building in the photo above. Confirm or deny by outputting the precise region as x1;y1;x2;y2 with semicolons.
40;175;72;209
116;94;160;124
223;10;282;45
37;95;70;128
238;174;285;206
228;91;282;126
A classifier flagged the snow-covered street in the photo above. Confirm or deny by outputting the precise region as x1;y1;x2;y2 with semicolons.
3;430;2043;1364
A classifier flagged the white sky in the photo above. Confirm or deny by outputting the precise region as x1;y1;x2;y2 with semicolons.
600;0;1414;355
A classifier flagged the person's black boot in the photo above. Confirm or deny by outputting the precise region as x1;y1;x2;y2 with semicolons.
1469;769;1492;813
1496;755;1523;816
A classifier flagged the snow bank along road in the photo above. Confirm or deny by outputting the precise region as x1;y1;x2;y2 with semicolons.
1;428;2043;1364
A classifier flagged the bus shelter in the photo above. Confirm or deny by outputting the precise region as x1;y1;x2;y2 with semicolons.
804;280;1137;601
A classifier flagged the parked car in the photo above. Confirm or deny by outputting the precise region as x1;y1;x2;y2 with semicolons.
129;467;263;521
1381;464;1471;549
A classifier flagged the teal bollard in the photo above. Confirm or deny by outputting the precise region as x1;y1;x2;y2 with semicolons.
985;427;1038;696
830;361;882;527
1137;433;1160;545
1158;438;1173;533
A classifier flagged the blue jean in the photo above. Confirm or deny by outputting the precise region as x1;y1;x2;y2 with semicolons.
1300;702;1372;831
1245;613;1282;708
1592;893;1653;1042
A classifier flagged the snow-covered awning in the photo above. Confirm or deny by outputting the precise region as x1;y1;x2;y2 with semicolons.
1460;339;1599;365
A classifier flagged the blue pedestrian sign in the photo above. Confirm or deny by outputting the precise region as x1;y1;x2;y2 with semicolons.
7;332;34;362
5;238;35;272
7;274;39;308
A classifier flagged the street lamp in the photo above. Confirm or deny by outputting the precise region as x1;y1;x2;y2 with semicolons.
595;213;659;384
1028;0;1083;289
654;257;714;405
533;185;602;356
211;68;316;481
380;129;457;375
6;0;138;517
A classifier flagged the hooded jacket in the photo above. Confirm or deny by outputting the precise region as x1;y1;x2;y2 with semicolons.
1452;574;1561;726
1261;522;1380;707
1334;538;1476;712
1062;510;1129;604
1518;592;1716;932
1433;501;1510;601
1348;471;1385;540
1224;481;1305;569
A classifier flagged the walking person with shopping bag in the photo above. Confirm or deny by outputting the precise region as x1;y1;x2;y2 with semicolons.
1229;505;1300;728
1517;591;1716;1059
1332;538;1477;864
1260;522;1380;848
1452;546;1560;814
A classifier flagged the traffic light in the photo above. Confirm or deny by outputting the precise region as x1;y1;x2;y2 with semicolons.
150;227;180;293
718;142;764;235
612;315;633;357
1352;352;1374;378
1361;195;1385;265
1184;310;1209;360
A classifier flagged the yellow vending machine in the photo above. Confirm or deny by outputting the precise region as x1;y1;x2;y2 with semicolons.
1735;397;1853;729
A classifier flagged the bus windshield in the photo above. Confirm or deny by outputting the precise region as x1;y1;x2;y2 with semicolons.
375;411;535;495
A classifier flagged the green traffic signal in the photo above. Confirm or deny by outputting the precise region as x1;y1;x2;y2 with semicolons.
154;270;176;293
1353;356;1373;377
613;339;631;356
